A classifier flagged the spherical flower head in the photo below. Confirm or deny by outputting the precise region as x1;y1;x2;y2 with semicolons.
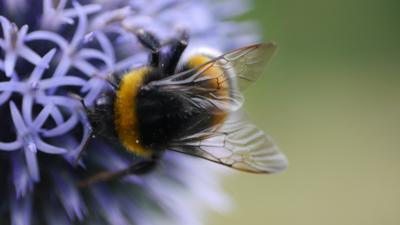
0;0;260;224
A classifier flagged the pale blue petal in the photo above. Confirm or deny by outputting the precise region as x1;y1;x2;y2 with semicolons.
73;59;98;76
35;137;67;154
114;53;147;72
28;49;56;83
10;195;32;225
26;31;69;50
94;31;115;63
32;103;54;129
0;39;5;49
63;4;102;18
60;17;75;25
56;0;67;11
46;55;71;95
89;6;130;31
43;0;53;11
213;0;251;18
82;78;106;105
9;101;27;135
0;81;26;92
91;185;131;225
0;90;12;105
22;95;33;124
52;169;87;220
19;46;43;66
42;113;79;137
40;76;86;89
11;152;33;198
5;51;17;77
70;1;89;50
0;16;11;42
78;48;113;69
16;25;29;47
24;147;39;182
37;95;81;109
0;140;21;151
52;56;71;78
49;106;65;125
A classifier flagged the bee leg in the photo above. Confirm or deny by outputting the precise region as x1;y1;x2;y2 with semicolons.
71;96;93;166
66;93;93;165
136;29;162;67
77;159;158;188
71;92;117;166
163;29;189;75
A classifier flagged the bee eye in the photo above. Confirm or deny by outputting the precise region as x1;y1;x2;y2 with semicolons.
95;98;105;106
95;95;112;107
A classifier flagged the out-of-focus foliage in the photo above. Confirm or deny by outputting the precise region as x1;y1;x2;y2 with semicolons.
211;0;400;225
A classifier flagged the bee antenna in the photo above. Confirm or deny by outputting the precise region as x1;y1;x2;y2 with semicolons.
66;92;94;166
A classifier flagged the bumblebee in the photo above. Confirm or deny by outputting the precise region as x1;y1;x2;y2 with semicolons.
77;30;287;186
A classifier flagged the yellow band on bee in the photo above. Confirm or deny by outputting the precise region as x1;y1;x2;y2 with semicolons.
114;67;152;157
186;55;230;126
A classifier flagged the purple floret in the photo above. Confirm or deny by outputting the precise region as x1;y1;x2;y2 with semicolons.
0;0;259;224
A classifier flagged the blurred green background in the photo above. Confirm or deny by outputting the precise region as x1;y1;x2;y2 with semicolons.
211;0;400;225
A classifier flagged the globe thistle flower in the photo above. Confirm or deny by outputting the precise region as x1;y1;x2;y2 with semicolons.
0;0;260;224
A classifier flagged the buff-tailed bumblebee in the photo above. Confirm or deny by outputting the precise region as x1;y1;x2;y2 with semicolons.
76;29;288;187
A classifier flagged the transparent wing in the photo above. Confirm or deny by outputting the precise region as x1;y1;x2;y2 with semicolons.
219;42;278;91
168;111;288;173
150;43;278;112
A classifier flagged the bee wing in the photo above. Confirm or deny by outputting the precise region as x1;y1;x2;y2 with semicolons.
150;43;278;112
168;111;288;173
218;42;278;91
